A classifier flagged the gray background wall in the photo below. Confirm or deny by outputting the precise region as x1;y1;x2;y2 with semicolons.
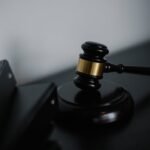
0;0;149;84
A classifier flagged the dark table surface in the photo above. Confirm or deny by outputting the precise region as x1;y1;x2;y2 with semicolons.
2;41;150;150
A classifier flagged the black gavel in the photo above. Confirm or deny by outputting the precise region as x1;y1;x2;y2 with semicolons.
56;41;149;125
74;41;150;89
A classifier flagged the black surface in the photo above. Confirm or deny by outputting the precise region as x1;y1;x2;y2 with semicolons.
36;41;150;150
1;82;57;150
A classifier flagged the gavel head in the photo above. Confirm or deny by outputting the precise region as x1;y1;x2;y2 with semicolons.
74;41;109;90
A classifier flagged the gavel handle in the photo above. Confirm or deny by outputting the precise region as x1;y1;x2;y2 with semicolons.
104;63;150;75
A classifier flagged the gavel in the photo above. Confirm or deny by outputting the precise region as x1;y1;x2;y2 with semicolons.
74;41;150;89
56;41;150;125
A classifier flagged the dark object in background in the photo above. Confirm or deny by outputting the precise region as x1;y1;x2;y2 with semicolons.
0;60;60;150
0;60;16;139
1;82;59;150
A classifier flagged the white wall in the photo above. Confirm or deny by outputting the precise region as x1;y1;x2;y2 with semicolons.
0;0;149;84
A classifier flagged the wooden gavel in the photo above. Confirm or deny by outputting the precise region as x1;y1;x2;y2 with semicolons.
74;41;150;89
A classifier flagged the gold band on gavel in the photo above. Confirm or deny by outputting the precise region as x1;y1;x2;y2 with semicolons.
76;58;104;77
